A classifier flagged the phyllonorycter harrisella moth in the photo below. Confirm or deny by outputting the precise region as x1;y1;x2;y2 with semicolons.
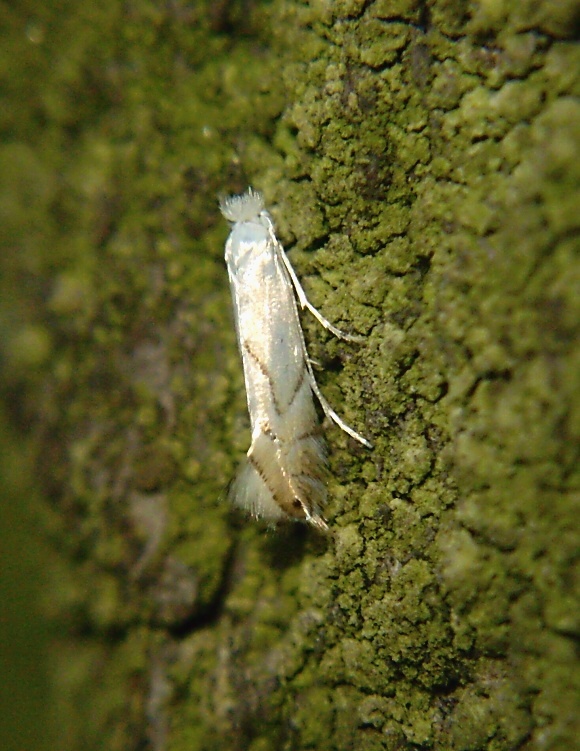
220;188;372;531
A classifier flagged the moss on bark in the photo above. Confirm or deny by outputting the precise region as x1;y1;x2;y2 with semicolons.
1;1;578;749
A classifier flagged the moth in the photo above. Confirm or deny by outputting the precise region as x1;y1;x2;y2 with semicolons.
220;188;371;531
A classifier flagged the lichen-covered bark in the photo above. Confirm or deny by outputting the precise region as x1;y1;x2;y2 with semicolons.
1;1;578;749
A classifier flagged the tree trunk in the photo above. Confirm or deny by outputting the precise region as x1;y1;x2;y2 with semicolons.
1;1;578;750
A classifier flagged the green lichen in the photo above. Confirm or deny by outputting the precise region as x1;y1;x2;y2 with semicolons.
2;0;578;749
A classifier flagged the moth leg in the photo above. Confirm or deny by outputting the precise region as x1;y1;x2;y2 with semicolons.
305;362;373;449
305;511;330;532
275;240;366;342
262;214;372;448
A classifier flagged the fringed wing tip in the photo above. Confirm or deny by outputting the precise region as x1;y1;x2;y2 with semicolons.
229;454;330;532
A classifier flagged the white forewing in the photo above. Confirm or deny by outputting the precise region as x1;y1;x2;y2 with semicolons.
220;188;370;530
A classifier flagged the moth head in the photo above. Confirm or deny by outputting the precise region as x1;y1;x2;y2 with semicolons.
219;188;265;224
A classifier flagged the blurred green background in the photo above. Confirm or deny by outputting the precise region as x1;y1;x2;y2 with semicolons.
0;412;54;750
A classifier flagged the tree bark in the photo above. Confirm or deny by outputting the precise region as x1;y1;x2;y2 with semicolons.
2;1;578;750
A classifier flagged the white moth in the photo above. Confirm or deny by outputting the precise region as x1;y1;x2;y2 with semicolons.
220;188;371;531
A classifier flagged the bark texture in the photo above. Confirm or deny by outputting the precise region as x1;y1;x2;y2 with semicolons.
1;1;578;750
